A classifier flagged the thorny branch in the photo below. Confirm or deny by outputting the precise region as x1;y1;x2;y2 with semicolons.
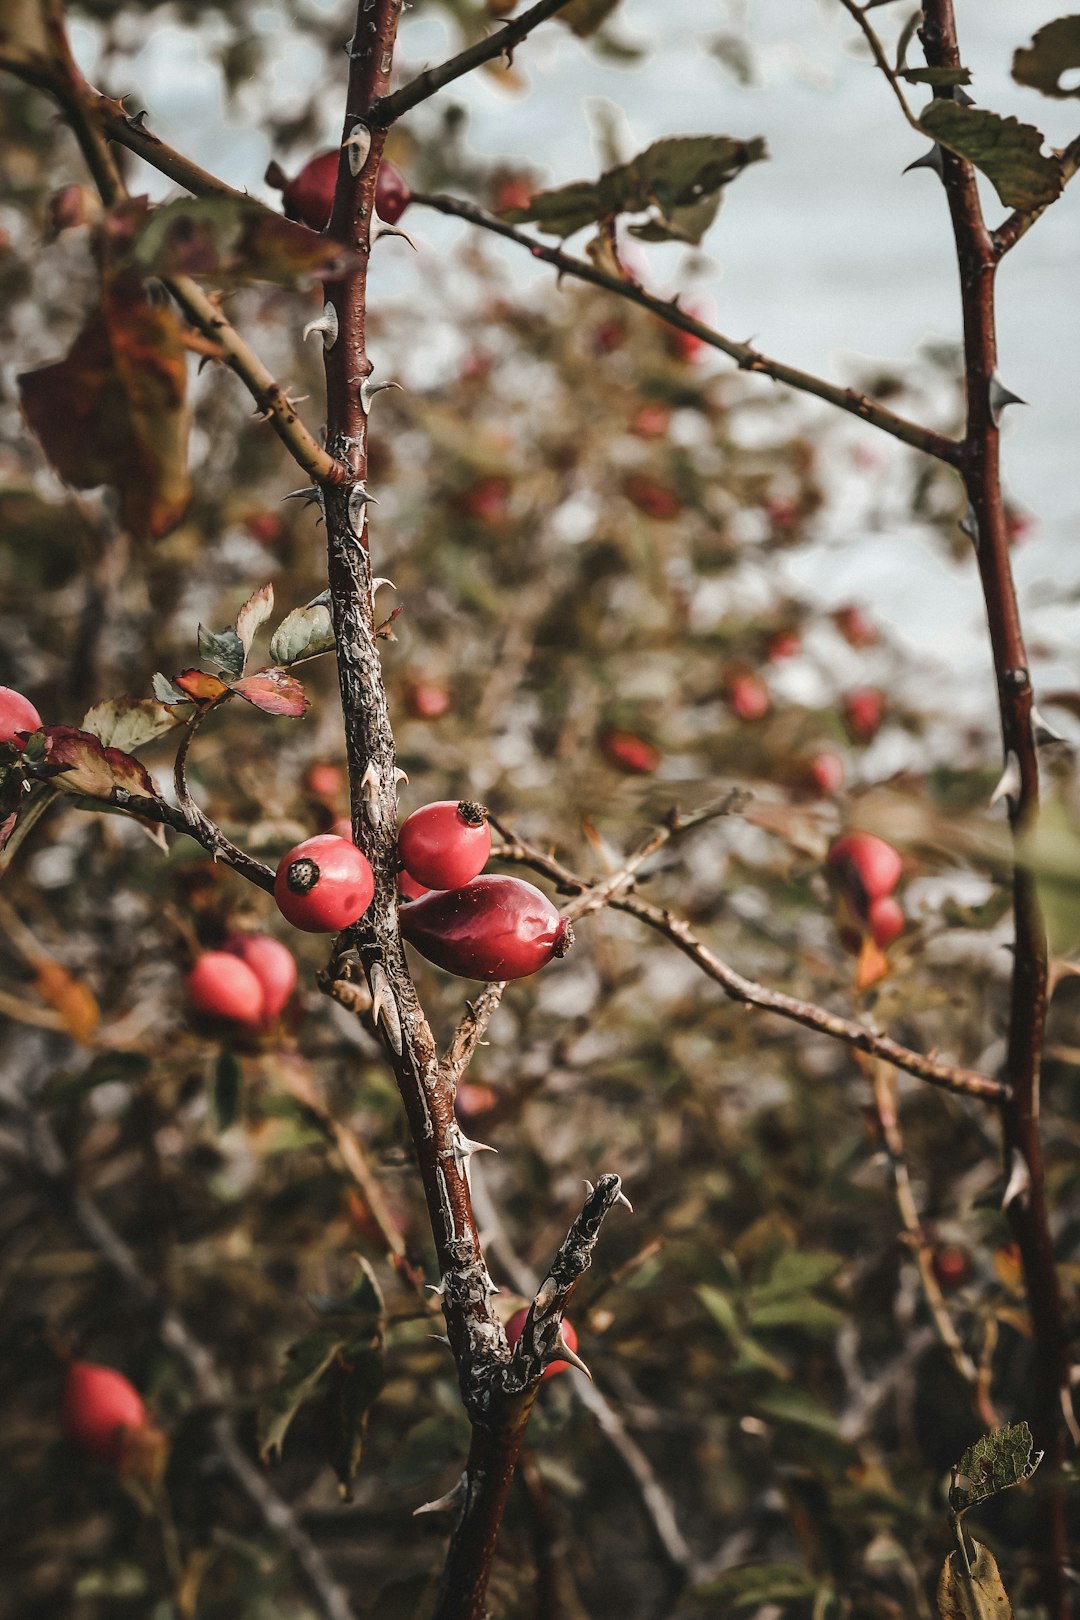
370;0;578;127
413;192;963;463
9;1104;358;1620
491;823;1006;1103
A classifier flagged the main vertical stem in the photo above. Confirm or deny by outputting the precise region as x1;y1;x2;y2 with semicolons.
921;7;1072;1613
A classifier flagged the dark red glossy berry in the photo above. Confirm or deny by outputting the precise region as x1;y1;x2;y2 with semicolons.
398;801;491;892
600;729;660;775
62;1361;147;1463
375;159;411;224
843;686;884;743
932;1244;972;1291
274;834;374;933
226;933;297;1023
867;894;904;948
827;833;903;912
0;685;42;746
186;951;265;1028
505;1308;579;1380
400;875;571;980
397;868;429;902
267;149;338;232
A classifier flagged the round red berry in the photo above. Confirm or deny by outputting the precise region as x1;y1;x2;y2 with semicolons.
186;951;265;1027
226;933;297;1023
505;1308;579;1380
374;159;411;225
398;801;491;892
0;685;42;746
867;895;905;948
827;833;903;913
400;875;571;980
274;834;374;933
62;1361;147;1463
843;686;884;743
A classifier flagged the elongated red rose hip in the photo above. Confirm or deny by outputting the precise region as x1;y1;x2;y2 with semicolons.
266;149;337;231
397;800;491;891
274;834;374;933
62;1361;147;1463
375;159;411;224
400;875;571;980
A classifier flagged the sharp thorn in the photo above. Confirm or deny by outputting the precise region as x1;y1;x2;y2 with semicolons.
553;1336;592;1381
302;301;339;350
1032;706;1066;746
903;144;945;180
374;225;418;251
989;750;1022;809
615;1189;634;1213
583;1179;595;1196
413;1473;467;1516
360;760;380;799
1002;1146;1031;1211
426;1334;452;1347
360;377;403;415
343;122;372;177
282;486;323;507
959;504;980;546
394;767;409;785
304;587;332;608
425;1280;446;1295
989;371;1026;427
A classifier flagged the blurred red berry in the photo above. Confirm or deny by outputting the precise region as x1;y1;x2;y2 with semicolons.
624;474;681;521
600;729;660;775
804;750;845;797
407;680;452;720
833;604;878;649
932;1244;972;1291
843;687;884;743
630;402;671;439
459;476;511;525
62;1362;147;1464
727;673;771;722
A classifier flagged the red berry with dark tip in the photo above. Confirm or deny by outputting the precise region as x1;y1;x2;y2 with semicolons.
0;685;42;746
62;1361;147;1463
827;833;903;914
186;951;265;1027
400;875;571;980
226;933;297;1023
270;149;338;232
398;800;491;892
505;1308;579;1380
274;834;374;933
375;159;411;224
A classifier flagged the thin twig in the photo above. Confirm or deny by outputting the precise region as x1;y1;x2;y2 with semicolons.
837;0;922;132
491;829;1005;1103
439;981;507;1092
413;191;962;463
371;0;578;127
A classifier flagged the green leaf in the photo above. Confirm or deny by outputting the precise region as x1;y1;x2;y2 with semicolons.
690;1562;818;1610
752;1385;839;1436
919;100;1063;210
128;196;362;287
504;133;767;240
1013;16;1080;99
327;1336;385;1498
949;1422;1042;1514
753;1248;845;1299
629;191;721;246
212;1050;242;1131
82;696;180;752
937;1542;1014;1620
197;623;246;680
901;66;972;86
745;1296;845;1334
257;1328;344;1462
268;601;336;666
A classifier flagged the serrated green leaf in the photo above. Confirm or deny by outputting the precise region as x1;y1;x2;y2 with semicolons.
257;1328;344;1462
212;1049;242;1131
1013;17;1080;99
949;1422;1041;1514
82;696;181;752
690;1562;818;1609
268;602;336;666
197;623;246;680
937;1542;1013;1620
919;100;1063;211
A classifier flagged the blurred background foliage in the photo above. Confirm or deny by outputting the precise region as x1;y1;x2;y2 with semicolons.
1;2;1079;1618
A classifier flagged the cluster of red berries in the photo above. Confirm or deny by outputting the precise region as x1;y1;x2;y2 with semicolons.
186;932;298;1028
827;832;905;951
396;801;571;981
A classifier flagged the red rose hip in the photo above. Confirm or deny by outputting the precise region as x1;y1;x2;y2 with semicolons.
867;895;905;948
62;1361;147;1463
227;933;297;1023
827;833;902;912
186;951;265;1028
375;159;411;224
0;685;42;746
397;800;491;892
266;149;338;232
274;834;374;933
505;1308;579;1380
400;875;571;980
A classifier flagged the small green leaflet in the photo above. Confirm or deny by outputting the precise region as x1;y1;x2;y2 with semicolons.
949;1421;1042;1515
268;601;336;666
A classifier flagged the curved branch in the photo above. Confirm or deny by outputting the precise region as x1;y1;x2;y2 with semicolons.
413;191;962;463
491;829;1006;1104
371;0;578;128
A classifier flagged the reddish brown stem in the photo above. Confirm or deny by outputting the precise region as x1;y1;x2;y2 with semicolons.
921;6;1072;1613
